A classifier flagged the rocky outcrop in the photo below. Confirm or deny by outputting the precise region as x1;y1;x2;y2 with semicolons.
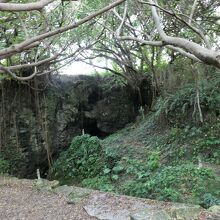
0;74;152;177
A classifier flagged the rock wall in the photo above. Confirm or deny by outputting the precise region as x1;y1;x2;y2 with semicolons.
0;74;152;177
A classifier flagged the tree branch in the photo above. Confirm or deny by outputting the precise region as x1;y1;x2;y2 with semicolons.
0;65;38;81
0;0;126;59
149;0;220;68
0;0;55;12
189;0;198;25
6;54;59;71
139;0;211;49
116;1;127;36
118;35;202;62
118;36;164;46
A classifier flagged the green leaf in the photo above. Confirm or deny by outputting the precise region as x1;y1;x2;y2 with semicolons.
112;174;119;180
103;168;111;174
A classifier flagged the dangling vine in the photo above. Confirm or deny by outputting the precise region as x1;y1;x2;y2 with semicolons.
43;92;53;171
33;77;53;173
0;81;6;150
192;64;204;123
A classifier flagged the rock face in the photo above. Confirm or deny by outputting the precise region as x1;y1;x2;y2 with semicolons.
0;75;152;177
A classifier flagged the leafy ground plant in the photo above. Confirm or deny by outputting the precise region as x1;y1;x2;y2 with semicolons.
52;135;105;183
120;163;220;206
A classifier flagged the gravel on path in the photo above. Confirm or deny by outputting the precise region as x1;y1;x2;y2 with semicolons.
0;176;96;220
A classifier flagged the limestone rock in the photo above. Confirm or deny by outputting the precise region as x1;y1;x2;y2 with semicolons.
54;185;93;204
83;192;203;220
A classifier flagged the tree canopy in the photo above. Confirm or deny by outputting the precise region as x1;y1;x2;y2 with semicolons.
0;0;219;81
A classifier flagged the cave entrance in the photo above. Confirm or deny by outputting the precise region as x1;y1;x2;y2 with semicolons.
83;118;109;139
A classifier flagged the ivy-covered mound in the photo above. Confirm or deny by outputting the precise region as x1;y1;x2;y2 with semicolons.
52;135;105;183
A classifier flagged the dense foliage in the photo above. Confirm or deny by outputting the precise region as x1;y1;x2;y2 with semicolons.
0;145;27;176
120;163;219;204
51;76;220;208
52;135;105;183
155;75;220;124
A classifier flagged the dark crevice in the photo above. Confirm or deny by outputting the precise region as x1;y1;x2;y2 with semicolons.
83;118;109;138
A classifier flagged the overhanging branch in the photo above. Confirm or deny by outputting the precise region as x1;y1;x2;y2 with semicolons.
0;0;55;12
0;0;126;59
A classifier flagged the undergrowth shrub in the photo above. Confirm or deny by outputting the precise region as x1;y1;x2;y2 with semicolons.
81;151;161;192
165;123;220;165
51;78;220;206
0;146;27;176
0;155;9;174
191;123;220;164
155;77;220;124
120;164;220;206
52;135;105;183
201;193;220;208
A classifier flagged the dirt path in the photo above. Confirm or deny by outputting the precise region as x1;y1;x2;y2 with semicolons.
0;176;96;220
0;176;219;220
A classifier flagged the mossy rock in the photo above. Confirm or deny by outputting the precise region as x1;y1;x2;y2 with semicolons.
168;204;202;220
67;187;93;204
53;185;93;204
35;179;59;191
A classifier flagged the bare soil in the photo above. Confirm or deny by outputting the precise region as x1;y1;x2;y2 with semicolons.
0;176;96;220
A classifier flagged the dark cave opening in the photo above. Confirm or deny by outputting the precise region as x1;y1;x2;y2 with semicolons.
83;118;109;139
